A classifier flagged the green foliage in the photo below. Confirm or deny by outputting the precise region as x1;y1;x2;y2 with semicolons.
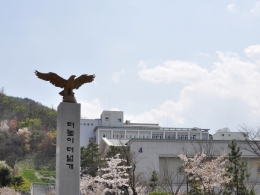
106;145;122;158
17;155;56;170
18;118;41;129
11;176;24;187
149;170;159;192
0;161;12;187
147;191;171;195
13;169;55;191
81;141;103;177
188;180;203;195
0;92;57;166
223;140;255;195
13;176;31;191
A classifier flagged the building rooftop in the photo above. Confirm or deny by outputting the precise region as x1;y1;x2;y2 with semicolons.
102;138;129;146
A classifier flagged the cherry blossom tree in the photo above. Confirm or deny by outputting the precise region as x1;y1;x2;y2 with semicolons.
0;187;21;195
80;175;106;195
80;153;146;195
179;151;232;195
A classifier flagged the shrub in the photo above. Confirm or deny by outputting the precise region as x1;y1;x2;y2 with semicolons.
0;161;12;187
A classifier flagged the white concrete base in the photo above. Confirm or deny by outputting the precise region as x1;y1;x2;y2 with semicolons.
56;102;80;195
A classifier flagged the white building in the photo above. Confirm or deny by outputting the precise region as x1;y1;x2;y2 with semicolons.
100;138;260;193
80;110;210;147
212;131;246;140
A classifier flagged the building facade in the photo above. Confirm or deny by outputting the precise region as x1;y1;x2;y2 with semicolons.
80;110;210;147
212;131;246;140
99;138;260;193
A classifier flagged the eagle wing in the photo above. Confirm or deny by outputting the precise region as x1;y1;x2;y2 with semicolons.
35;70;67;88
73;74;95;89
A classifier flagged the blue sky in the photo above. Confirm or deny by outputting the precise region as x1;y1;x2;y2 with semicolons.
1;1;260;134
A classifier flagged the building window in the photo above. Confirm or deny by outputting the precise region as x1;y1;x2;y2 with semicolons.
91;123;93;126
118;119;121;122
121;135;123;138
152;134;163;139
143;135;145;138
105;117;109;121
134;135;136;138
147;135;149;139
84;123;86;125
166;134;175;139
113;135;115;138
222;134;224;136
126;135;128;138
103;134;106;137
87;123;89;125
229;134;230;136
130;135;132;138
116;135;119;138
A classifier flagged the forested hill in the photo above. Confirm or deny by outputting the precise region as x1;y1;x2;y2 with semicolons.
0;91;57;130
0;90;57;167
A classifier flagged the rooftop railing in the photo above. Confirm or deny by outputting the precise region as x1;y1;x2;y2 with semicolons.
94;126;210;132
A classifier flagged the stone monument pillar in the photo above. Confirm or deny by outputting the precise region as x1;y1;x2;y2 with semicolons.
56;102;80;195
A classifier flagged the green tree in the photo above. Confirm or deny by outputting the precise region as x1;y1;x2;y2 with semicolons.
0;161;12;187
106;145;122;158
149;170;159;192
223;140;255;195
81;141;102;177
11;176;24;187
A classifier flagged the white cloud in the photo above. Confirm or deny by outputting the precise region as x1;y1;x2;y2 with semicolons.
134;47;260;130
125;96;192;125
138;60;146;69
196;52;210;57
138;61;208;84
244;44;260;63
227;4;235;12
112;69;125;84
80;98;103;119
250;1;260;15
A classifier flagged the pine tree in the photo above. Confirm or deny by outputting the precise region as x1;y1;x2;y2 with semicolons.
80;141;102;177
223;140;255;195
149;170;159;192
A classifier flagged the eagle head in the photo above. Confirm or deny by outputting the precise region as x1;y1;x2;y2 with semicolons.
69;75;77;80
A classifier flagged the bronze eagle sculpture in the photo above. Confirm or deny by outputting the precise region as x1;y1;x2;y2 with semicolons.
35;70;95;103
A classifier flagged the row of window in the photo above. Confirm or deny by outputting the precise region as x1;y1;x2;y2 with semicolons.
104;118;122;122
222;134;231;136
103;134;150;139
153;134;199;140
81;123;94;126
102;134;202;140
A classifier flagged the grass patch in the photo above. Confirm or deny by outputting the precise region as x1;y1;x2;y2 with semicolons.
22;170;41;182
16;169;56;191
37;170;56;178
